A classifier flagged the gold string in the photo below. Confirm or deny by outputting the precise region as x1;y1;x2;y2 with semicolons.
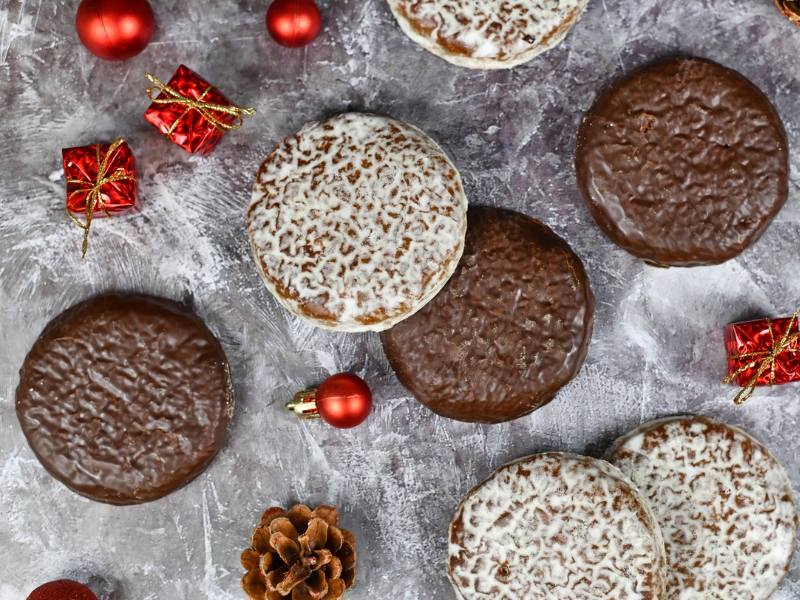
66;137;135;259
723;308;800;404
145;72;256;138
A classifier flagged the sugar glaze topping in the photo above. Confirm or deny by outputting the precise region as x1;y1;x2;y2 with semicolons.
248;113;467;331
387;0;589;68
448;453;667;600
606;417;798;600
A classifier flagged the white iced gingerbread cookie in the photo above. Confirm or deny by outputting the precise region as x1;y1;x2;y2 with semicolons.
386;0;590;69
448;453;667;600
248;113;467;332
605;416;798;600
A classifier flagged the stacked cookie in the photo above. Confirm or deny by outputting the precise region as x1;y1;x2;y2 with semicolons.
448;416;798;600
248;113;468;332
380;206;594;423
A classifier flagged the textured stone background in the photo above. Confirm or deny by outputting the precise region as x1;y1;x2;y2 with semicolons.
1;0;800;598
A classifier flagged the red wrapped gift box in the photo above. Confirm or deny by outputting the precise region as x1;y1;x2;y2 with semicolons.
723;310;800;404
144;65;255;156
63;137;140;257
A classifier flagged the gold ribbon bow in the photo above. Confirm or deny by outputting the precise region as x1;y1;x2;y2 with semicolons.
723;308;800;404
145;72;256;137
66;137;135;259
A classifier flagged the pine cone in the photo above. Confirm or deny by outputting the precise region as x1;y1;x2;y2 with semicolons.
241;504;357;600
777;0;800;26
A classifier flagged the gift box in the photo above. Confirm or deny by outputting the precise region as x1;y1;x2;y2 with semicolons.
63;137;140;257
144;65;255;156
723;310;800;404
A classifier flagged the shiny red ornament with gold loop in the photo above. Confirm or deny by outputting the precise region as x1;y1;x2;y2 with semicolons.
27;580;98;600
286;373;372;428
76;0;155;61
266;0;322;48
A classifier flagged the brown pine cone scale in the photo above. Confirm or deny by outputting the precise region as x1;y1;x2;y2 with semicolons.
241;504;357;600
777;0;800;25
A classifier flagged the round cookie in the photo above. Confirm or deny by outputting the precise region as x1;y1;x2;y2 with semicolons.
575;57;789;267
448;453;667;600
15;294;234;505
605;416;798;600
248;113;468;332
386;0;590;69
380;206;594;424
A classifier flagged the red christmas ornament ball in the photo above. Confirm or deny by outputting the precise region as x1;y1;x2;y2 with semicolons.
27;580;98;600
266;0;322;48
316;373;372;429
76;0;155;61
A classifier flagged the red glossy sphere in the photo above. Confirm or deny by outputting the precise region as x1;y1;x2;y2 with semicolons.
27;580;98;600
316;373;372;429
76;0;155;61
266;0;322;48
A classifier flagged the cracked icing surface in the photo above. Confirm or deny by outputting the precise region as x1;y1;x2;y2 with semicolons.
448;453;667;600
15;295;235;505
381;206;594;424
575;57;789;267
386;0;589;69
605;417;798;600
248;113;467;332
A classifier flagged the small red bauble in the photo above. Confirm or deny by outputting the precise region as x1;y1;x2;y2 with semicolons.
316;373;373;428
76;0;155;61
266;0;322;48
27;580;98;600
287;373;373;428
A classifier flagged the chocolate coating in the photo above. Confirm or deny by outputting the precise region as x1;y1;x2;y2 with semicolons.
15;295;234;505
380;206;595;424
575;57;789;267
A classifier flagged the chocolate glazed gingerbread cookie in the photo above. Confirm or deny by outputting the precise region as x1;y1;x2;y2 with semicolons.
15;295;234;505
575;57;789;267
381;206;594;424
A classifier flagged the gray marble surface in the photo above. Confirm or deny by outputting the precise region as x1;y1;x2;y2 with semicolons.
2;0;800;598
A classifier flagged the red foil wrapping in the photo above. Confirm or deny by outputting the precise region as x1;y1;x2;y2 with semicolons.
724;313;800;393
144;65;252;156
63;139;141;217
